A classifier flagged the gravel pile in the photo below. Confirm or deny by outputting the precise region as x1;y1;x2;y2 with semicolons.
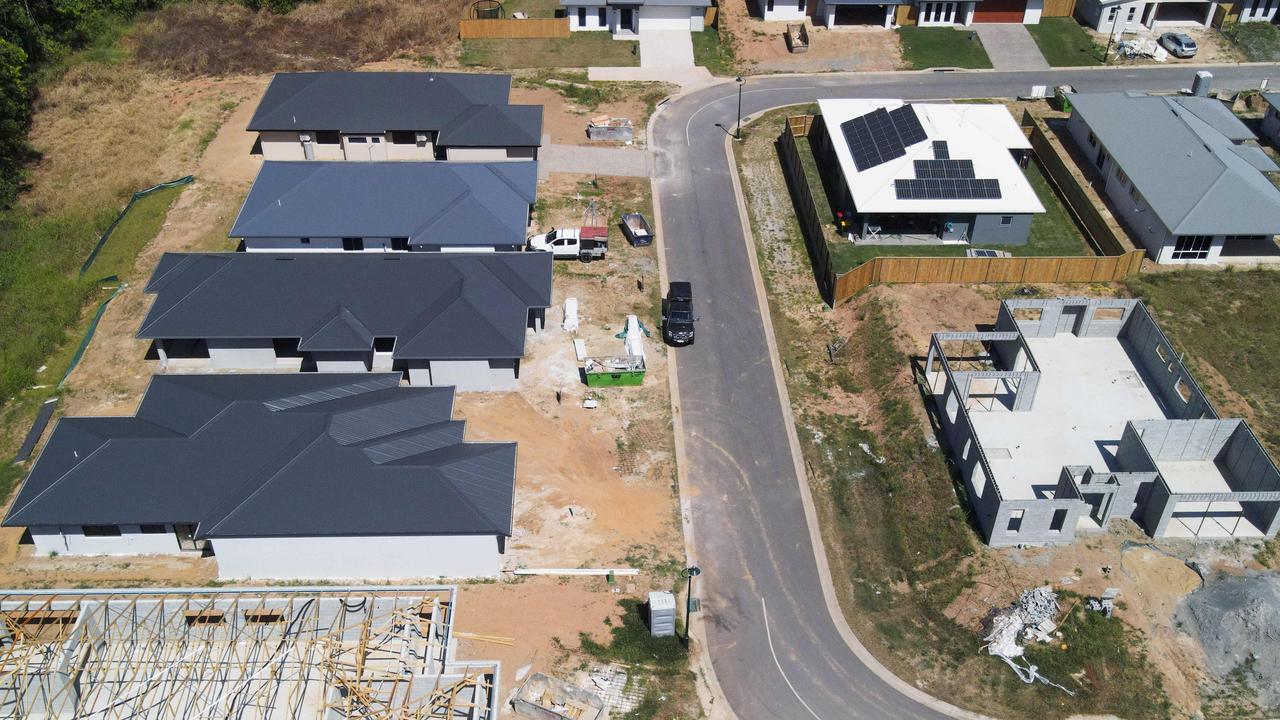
1177;572;1280;707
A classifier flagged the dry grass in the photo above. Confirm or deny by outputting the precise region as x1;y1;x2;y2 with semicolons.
131;0;470;77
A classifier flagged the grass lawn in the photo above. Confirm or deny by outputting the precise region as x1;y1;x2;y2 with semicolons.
691;28;736;75
1224;21;1280;61
83;184;186;281
461;34;639;68
897;27;993;69
1125;269;1280;455
497;0;562;17
796;135;1090;273
1026;18;1105;66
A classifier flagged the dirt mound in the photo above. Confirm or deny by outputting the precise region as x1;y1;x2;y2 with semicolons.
131;0;468;77
1177;572;1280;707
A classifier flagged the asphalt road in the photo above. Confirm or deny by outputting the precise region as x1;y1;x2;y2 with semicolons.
651;65;1280;720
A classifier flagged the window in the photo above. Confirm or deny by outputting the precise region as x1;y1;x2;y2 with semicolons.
1126;5;1136;20
1172;235;1212;260
1129;184;1142;203
391;237;410;251
1175;377;1193;403
1087;131;1097;147
185;611;225;626
1225;234;1267;242
300;237;311;245
315;131;340;144
82;525;121;537
342;238;365;251
1106;6;1118;21
1093;307;1125;321
1050;509;1068;532
1007;510;1024;533
1000;216;1013;226
578;6;586;25
139;524;167;534
370;136;381;144
798;0;806;9
1115;166;1130;188
390;131;417;144
244;610;284;624
598;7;607;24
347;136;367;144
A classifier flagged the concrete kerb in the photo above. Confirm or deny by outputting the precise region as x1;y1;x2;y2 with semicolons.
644;89;738;720
719;114;997;720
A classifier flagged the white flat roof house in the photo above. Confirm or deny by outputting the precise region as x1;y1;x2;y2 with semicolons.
562;0;709;35
814;99;1044;245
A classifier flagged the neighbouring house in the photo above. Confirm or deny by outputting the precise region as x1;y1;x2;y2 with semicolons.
1076;0;1225;31
248;72;542;163
1066;92;1280;263
755;0;811;21
812;99;1044;246
562;0;709;35
1259;92;1280;146
927;297;1280;547
138;252;553;391
230;161;537;253
1235;0;1279;21
2;374;518;579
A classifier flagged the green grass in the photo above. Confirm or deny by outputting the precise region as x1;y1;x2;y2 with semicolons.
83;184;185;281
1224;21;1280;62
1125;269;1280;455
691;28;735;76
1026;18;1105;66
497;0;562;17
897;27;993;69
578;599;697;720
461;34;639;68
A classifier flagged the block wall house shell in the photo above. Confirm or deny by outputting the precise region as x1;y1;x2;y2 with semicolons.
925;298;1280;546
6;375;518;580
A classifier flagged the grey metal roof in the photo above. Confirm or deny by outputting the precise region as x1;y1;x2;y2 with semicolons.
1263;92;1280;111
1070;92;1280;236
247;72;542;146
560;0;710;6
229;161;537;248
2;374;516;538
138;252;553;360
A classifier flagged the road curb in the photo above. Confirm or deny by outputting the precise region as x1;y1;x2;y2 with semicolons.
719;123;996;720
646;94;739;720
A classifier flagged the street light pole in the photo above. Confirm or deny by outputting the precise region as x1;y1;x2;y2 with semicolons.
734;76;745;140
682;566;701;641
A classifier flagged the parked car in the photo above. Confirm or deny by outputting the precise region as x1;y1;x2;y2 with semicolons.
662;281;695;346
526;227;608;262
1159;32;1198;58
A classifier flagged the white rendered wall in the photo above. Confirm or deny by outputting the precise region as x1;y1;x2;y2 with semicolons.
690;7;707;29
259;131;306;161
313;352;372;372
385;139;435;160
568;5;610;30
31;525;182;556
1024;0;1044;22
445;147;524;162
242;238;397;252
762;0;809;21
638;5;698;28
208;339;277;370
211;534;501;580
430;360;517;391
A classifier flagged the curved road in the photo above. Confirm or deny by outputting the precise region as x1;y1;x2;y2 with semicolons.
651;65;1280;720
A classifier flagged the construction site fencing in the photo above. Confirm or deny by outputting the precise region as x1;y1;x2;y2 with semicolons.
777;116;1145;306
80;175;194;276
459;17;569;39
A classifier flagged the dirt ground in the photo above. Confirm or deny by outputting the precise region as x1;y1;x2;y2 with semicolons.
512;85;658;147
1088;24;1243;65
718;0;902;73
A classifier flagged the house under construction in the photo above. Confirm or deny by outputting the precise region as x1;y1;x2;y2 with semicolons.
0;586;498;719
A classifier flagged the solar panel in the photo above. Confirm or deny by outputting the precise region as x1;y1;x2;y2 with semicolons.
840;108;907;172
889;105;928;148
932;141;950;160
913;159;976;179
893;178;1002;200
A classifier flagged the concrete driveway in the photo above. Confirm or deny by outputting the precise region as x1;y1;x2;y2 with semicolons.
650;64;1280;720
974;24;1050;70
640;28;695;68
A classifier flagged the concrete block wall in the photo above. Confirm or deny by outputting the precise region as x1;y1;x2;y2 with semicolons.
1141;477;1176;536
1120;304;1217;420
1129;418;1240;461
1003;297;1135;339
1221;424;1280;534
931;365;1003;541
987;498;1086;547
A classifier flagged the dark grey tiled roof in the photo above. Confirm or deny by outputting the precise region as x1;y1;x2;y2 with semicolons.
247;71;542;146
3;374;516;538
138;252;552;360
229;161;537;248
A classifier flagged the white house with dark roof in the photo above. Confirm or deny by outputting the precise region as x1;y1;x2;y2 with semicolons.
813;99;1043;245
1076;0;1222;31
3;374;517;580
562;0;708;35
248;72;542;163
1067;92;1280;263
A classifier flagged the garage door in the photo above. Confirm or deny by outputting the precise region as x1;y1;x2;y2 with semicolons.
638;5;693;29
972;0;1025;22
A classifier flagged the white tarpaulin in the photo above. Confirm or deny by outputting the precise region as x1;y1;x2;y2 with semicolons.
563;298;580;332
624;314;645;360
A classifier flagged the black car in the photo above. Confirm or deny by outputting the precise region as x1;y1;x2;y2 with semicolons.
662;281;695;346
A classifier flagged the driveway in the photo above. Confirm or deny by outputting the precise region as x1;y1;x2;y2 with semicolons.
539;143;650;178
650;64;1280;720
974;24;1050;70
640;28;695;68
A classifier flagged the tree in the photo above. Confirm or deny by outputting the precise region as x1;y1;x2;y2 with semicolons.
0;39;30;208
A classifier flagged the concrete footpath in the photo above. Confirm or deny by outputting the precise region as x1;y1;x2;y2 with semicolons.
974;24;1051;71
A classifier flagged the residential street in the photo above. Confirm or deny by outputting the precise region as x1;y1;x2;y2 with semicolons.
650;65;1280;720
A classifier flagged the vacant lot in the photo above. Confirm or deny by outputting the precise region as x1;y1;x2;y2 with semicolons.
462;34;639;69
1026;18;1104;66
715;0;901;73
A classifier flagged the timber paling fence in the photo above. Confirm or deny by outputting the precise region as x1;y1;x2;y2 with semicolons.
778;116;1145;306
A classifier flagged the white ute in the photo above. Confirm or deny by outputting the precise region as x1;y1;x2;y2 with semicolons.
526;227;608;262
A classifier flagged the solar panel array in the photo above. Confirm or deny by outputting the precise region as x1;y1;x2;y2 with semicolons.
839;105;929;172
913;159;975;179
932;141;950;159
894;178;1002;200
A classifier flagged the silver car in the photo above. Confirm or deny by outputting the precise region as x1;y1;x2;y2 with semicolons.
1159;32;1198;58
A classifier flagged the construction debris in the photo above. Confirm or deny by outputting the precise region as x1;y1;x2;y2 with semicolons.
982;587;1075;696
1086;587;1121;618
586;116;633;143
512;673;605;720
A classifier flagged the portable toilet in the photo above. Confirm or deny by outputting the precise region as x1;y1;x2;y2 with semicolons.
647;591;676;637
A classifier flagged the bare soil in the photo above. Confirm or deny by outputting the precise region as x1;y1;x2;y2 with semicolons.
717;0;902;73
1087;25;1243;66
511;86;653;147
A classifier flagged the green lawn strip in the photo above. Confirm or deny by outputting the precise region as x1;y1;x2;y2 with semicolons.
1224;21;1280;62
461;35;639;68
83;184;186;281
1026;18;1105;66
499;0;563;17
897;27;993;70
691;28;735;75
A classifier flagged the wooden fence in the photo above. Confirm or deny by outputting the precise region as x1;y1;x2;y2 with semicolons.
459;18;569;39
777;116;1147;306
1041;0;1077;17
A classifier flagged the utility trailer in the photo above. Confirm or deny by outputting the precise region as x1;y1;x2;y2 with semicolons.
621;212;654;247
